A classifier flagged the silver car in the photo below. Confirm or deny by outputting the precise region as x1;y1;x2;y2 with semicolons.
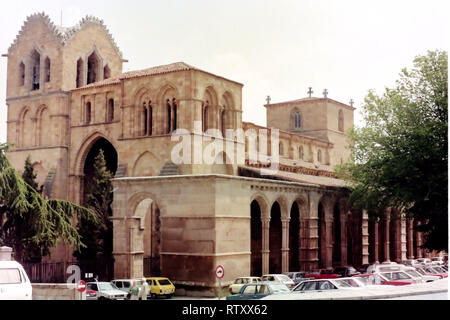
86;282;127;300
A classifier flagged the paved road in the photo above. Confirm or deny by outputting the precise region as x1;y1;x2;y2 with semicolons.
383;292;448;300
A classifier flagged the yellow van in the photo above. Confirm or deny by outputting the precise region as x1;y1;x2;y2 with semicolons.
145;277;175;299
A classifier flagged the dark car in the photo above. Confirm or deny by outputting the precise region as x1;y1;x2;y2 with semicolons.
226;282;290;300
357;264;370;274
333;266;361;278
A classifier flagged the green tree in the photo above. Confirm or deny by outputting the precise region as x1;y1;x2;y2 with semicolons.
75;149;113;260
0;143;98;262
22;155;38;191
336;50;448;252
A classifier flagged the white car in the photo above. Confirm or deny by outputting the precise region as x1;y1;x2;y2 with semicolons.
0;260;32;300
403;266;439;282
111;278;144;295
261;274;296;289
228;277;262;294
292;278;365;292
86;282;127;300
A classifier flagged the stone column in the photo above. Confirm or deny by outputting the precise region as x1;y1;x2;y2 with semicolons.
325;217;333;268
361;210;370;265
384;209;391;262
281;218;290;273
407;218;414;259
373;219;379;263
415;221;423;258
261;217;270;275
340;210;348;266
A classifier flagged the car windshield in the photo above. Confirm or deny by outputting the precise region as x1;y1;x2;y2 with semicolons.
333;279;358;288
321;269;334;274
431;267;444;273
415;268;426;275
158;279;171;286
278;275;291;282
405;270;421;278
98;283;117;291
270;284;290;293
353;277;369;286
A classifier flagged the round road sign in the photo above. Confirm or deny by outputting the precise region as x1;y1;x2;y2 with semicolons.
215;265;225;279
77;280;86;292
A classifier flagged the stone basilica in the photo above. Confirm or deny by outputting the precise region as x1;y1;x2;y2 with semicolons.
4;13;428;293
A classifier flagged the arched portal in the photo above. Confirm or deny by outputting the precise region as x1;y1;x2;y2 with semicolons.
289;201;300;271
134;198;162;277
250;200;262;276
82;137;118;204
332;203;341;266
269;202;282;274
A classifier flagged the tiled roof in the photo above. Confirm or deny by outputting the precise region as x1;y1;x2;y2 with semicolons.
73;61;243;91
265;96;355;110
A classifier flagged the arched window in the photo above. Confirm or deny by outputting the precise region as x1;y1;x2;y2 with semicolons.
203;101;209;132
19;62;25;86
85;102;92;124
44;57;50;83
294;112;302;128
220;109;226;136
317;149;322;163
87;52;100;84
107;99;114;122
279;143;284;156
76;58;83;88
172;98;177;131
338;109;344;132
149;103;153;136
166;99;172;134
31;50;40;90
298;146;303;160
104;65;111;79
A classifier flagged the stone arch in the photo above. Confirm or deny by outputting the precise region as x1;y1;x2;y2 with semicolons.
44;56;51;83
250;199;263;276
288;197;305;272
220;91;235;132
290;107;302;130
132;151;159;177
17;106;31;147
127;192;162;276
250;193;270;218
20;107;34;148
202;86;218;131
35;105;51;146
272;196;288;219
86;47;103;84
157;83;179;134
73;131;118;176
134;87;152;136
269;200;283;273
30;47;41;90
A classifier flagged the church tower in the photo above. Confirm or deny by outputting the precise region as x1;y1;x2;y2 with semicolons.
265;89;355;166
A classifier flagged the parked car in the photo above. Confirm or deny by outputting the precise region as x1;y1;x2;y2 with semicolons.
429;266;448;277
261;274;295;289
333;266;360;277
366;261;401;273
430;257;445;265
416;258;432;265
401;259;418;266
146;277;175;299
414;266;446;279
379;271;424;284
402;267;439;282
0;260;32;300
355;273;414;286
226;282;291;300
86;289;98;300
111;278;144;295
292;277;364;292
357;264;370;274
228;277;262;294
283;272;311;284
304;269;340;279
86;282;127;300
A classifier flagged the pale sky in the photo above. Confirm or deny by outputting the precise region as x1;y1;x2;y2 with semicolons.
0;0;449;143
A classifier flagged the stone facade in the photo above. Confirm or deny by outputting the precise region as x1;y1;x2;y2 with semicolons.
4;13;428;293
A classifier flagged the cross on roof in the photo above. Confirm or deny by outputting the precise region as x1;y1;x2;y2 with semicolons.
266;95;271;104
307;87;313;98
323;89;328;98
349;99;354;107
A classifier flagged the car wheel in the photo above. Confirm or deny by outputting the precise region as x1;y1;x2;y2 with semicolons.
98;296;106;301
166;294;172;299
151;293;157;299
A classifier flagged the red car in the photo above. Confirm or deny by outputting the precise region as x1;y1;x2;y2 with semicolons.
354;273;413;286
305;269;341;279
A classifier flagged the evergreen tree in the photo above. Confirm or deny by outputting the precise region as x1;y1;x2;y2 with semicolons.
22;155;38;191
75;149;114;260
0;143;98;262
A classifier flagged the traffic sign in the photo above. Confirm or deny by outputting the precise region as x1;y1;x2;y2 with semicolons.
77;280;86;292
215;265;225;279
